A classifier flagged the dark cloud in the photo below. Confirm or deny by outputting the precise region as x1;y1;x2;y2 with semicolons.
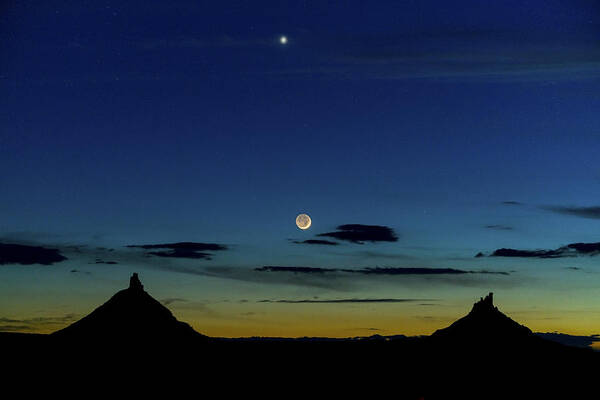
351;250;413;260
70;269;91;275
567;242;600;254
543;206;600;219
476;270;511;275
0;318;22;323
3;314;78;324
485;225;514;231
491;248;566;258
160;298;188;306
356;267;466;275
256;266;333;274
0;314;78;332
0;325;32;332
535;332;600;350
317;224;398;244
256;266;508;276
502;201;523;205
127;242;227;251
0;243;67;265
488;241;600;259
239;311;257;316
358;267;509;276
292;239;340;246
258;298;436;304
148;250;213;259
94;259;118;264
127;242;227;260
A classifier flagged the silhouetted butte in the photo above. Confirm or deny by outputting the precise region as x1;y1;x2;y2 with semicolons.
52;273;206;343
432;292;532;341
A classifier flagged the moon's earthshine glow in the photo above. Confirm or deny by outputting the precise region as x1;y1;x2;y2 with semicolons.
296;213;311;230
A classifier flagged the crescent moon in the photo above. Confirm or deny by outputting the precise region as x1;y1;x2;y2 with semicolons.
296;213;312;230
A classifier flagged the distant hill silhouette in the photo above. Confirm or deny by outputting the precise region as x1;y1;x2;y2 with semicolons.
52;273;206;343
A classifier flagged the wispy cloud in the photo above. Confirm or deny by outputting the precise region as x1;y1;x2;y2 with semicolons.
256;266;509;276
160;298;189;306
351;250;413;260
256;266;333;274
177;262;516;292
93;259;118;265
542;206;600;220
0;314;78;332
258;298;437;304
0;325;32;332
292;239;340;246
485;225;514;231
272;30;600;82
491;248;566;259
484;241;600;259
127;242;228;260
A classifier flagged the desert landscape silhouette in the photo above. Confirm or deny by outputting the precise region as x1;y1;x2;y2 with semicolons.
3;273;597;399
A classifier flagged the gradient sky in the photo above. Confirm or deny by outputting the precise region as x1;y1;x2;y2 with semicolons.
1;0;600;338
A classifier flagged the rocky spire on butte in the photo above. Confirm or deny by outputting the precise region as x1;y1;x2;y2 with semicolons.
129;272;144;291
471;292;497;314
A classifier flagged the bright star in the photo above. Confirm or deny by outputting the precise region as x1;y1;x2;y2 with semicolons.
279;36;288;45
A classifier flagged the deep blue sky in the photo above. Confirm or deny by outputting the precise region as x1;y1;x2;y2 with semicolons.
1;1;600;337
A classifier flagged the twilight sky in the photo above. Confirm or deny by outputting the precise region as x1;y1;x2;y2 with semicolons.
1;0;600;338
